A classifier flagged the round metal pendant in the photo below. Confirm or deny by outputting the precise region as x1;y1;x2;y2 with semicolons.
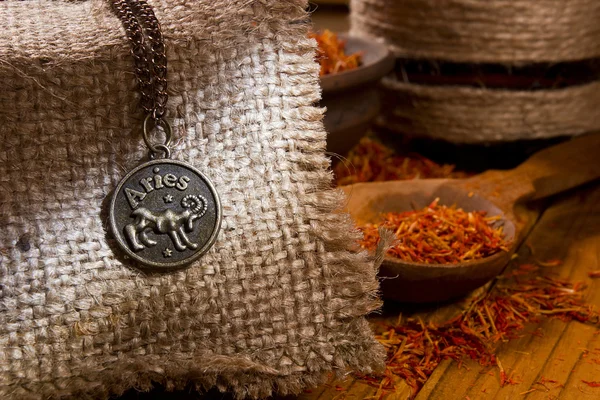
109;159;221;270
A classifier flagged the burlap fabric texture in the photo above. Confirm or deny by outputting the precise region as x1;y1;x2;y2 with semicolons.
0;1;384;398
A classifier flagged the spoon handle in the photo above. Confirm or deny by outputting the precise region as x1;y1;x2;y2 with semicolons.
465;132;600;208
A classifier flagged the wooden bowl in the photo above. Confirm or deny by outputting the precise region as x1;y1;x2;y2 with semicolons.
320;34;394;156
342;180;516;303
320;34;394;93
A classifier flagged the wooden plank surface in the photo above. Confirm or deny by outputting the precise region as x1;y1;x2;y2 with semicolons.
299;183;600;400
416;184;600;400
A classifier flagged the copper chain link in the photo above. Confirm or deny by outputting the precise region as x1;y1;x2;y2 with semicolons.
110;0;168;121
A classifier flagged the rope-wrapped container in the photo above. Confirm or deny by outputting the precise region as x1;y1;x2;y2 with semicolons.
350;0;600;142
350;0;600;63
379;76;600;143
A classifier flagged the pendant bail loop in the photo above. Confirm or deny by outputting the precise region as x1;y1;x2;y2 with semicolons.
143;114;172;158
149;144;171;159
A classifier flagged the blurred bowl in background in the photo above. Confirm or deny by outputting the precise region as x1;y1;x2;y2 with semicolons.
320;34;394;156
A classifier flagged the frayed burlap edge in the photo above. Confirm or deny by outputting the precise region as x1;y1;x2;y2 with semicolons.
36;189;387;400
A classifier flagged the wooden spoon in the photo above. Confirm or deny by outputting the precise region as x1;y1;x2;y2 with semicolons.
341;132;600;303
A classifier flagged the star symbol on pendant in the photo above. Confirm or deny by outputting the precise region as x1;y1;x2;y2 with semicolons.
163;194;174;203
163;248;173;258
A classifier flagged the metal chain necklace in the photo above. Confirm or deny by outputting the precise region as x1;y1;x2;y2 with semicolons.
108;0;222;270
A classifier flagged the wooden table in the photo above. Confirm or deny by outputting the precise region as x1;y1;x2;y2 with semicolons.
296;182;600;400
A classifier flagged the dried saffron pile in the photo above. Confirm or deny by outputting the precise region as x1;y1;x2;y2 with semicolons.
358;264;600;398
359;198;509;264
310;29;362;76
334;137;469;186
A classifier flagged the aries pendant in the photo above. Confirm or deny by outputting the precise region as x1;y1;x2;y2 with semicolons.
109;159;222;270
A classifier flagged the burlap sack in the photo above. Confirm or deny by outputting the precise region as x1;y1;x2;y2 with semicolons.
0;1;383;398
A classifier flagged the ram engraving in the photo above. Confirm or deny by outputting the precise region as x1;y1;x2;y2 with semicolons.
124;194;208;252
